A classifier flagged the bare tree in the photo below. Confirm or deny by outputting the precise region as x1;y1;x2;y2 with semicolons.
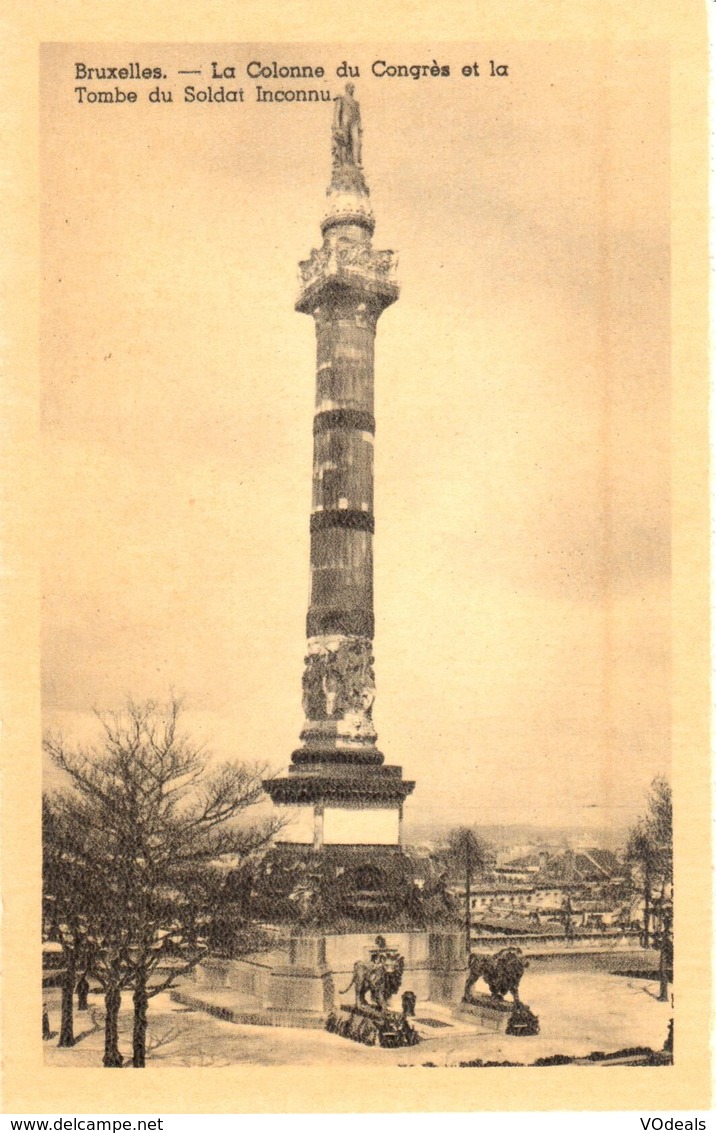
42;796;96;1048
625;821;657;947
646;776;673;883
625;777;672;951
440;828;491;955
44;697;282;1068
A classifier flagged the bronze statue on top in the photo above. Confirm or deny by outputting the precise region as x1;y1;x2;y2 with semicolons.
332;83;363;168
330;83;368;194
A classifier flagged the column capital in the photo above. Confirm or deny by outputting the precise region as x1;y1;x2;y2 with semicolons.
296;245;398;316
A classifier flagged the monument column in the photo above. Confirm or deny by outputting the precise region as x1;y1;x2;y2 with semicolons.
264;86;414;849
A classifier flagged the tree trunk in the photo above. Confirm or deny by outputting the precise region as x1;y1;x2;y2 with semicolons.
658;945;669;1001
103;986;123;1067
132;970;148;1068
643;867;651;948
465;863;472;956
58;949;76;1047
658;913;672;1002
76;973;90;1012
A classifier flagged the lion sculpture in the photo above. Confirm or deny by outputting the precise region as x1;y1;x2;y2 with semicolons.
463;947;528;1005
340;954;405;1011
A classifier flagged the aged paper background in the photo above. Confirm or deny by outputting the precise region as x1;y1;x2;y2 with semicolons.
1;0;711;1115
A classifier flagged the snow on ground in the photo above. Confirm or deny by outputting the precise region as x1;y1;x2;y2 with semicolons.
43;970;671;1068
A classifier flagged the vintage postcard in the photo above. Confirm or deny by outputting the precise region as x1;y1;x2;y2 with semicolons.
1;0;711;1117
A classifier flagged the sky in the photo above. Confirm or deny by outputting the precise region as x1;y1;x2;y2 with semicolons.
40;42;670;833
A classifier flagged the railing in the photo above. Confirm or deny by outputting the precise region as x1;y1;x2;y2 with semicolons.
470;929;642;952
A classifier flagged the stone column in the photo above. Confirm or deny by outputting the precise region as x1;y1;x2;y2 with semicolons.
263;89;415;846
294;206;397;766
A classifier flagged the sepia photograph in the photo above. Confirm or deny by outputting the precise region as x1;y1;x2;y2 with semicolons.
37;40;679;1076
0;9;705;1113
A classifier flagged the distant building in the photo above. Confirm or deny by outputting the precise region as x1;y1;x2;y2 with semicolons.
448;846;634;944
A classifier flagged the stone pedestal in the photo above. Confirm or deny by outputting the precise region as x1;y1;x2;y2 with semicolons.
456;994;540;1036
265;935;335;1018
184;927;466;1029
456;994;515;1033
427;928;468;1004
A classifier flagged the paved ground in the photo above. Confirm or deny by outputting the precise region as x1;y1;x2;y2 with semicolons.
43;970;672;1068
